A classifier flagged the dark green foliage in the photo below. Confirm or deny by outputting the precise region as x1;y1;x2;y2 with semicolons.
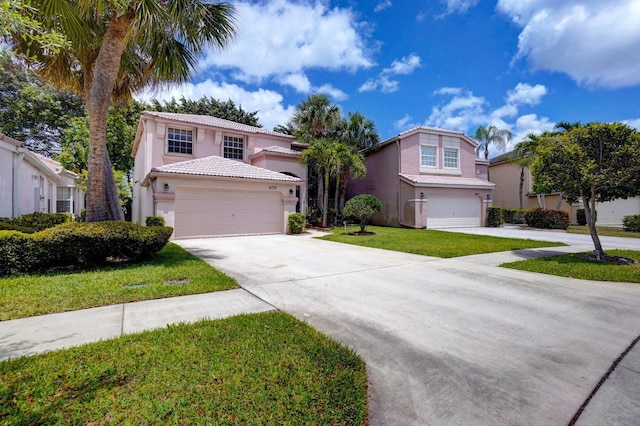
502;208;529;224
0;222;173;276
149;96;261;127
524;208;570;230
343;194;382;233
288;213;306;234
487;206;503;227
0;222;36;233
145;215;166;227
623;215;640;232
576;208;597;226
1;212;72;231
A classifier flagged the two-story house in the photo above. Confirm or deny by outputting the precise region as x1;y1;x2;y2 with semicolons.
131;112;307;238
348;126;494;228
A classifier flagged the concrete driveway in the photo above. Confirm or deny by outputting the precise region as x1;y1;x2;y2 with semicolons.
176;229;640;425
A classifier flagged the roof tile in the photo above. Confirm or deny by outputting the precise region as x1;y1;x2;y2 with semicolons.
399;173;495;188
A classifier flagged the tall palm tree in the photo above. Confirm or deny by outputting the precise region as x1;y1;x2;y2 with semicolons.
299;138;337;226
10;0;236;221
475;125;513;160
513;133;541;208
330;142;366;216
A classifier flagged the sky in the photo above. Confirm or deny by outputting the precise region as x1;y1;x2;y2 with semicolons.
136;0;640;156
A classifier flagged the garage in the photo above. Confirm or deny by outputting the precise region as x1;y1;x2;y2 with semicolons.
174;188;284;238
426;196;481;228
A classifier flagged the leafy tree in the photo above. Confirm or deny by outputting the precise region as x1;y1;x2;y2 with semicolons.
512;133;541;208
1;0;67;53
475;125;513;160
299;138;338;227
343;194;382;233
148;96;260;126
273;122;295;135
9;0;236;222
531;122;640;260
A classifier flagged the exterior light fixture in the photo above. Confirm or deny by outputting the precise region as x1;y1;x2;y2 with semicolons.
164;183;169;192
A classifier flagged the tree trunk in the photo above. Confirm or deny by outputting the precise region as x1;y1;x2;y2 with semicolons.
339;168;350;213
584;192;605;260
85;13;130;222
316;170;323;222
519;167;524;209
322;171;330;227
334;170;340;220
555;192;563;210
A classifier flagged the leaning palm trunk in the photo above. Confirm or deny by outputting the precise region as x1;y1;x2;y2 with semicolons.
322;171;330;227
519;167;524;209
85;15;130;222
555;192;563;211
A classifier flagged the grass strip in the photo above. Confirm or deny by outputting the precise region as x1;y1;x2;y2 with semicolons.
320;226;564;258
0;312;368;424
501;249;640;283
0;243;237;321
566;226;640;239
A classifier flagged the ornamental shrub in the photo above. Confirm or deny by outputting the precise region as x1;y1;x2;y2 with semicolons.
145;215;166;227
9;212;73;231
0;222;36;233
487;206;503;227
343;194;382;233
288;213;306;234
576;208;597;226
502;208;528;224
524;208;570;230
0;222;173;276
623;214;640;232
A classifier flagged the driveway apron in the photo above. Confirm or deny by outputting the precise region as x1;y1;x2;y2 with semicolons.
176;231;640;425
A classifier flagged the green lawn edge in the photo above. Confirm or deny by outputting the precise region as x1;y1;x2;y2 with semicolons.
319;226;565;258
0;243;237;321
566;225;640;239
0;311;368;424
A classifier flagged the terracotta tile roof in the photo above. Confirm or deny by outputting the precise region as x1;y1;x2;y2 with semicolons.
143;112;293;139
399;173;495;188
256;146;301;156
151;156;301;182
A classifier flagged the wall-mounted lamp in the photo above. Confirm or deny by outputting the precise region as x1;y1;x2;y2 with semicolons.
289;189;294;195
164;183;170;192
486;194;492;200
420;192;425;199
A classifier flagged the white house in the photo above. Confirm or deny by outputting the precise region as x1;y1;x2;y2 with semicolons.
0;133;84;218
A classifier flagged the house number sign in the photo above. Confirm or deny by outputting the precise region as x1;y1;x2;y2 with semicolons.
268;185;277;190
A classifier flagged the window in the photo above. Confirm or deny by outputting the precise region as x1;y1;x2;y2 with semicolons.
223;135;244;160
167;128;193;155
57;187;73;213
443;148;459;169
420;145;437;167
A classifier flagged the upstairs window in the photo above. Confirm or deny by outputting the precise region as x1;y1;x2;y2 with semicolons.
443;147;459;169
167;128;193;155
420;145;437;167
223;135;244;160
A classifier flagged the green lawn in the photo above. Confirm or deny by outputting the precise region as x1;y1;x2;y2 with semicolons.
0;243;237;321
320;226;565;258
0;312;368;424
567;225;640;239
502;249;640;283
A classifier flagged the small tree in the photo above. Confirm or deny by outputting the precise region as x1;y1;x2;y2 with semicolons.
531;122;640;260
343;194;382;233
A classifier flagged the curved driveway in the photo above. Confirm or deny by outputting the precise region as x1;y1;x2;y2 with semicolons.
176;228;640;425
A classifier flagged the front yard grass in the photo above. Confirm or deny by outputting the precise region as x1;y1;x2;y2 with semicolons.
566;225;640;239
320;226;565;258
501;250;640;283
0;311;368;424
0;243;237;321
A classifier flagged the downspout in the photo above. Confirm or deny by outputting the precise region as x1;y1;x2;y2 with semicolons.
13;150;25;217
150;177;158;217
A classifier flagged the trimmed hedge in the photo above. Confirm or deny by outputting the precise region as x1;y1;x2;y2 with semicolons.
0;221;36;233
487;206;503;227
145;215;166;227
288;213;306;234
576;208;597;226
524;208;570;230
0;222;173;276
623;214;640;232
503;208;529;224
0;212;73;231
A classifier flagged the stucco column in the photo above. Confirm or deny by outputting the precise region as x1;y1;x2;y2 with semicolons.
482;196;493;227
12;151;25;217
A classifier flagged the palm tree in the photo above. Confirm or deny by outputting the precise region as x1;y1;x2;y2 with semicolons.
10;0;236;221
330;143;366;217
513;133;541;208
475;125;513;160
300;138;338;226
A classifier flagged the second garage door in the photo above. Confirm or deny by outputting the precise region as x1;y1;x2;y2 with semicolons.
175;188;283;238
426;196;481;228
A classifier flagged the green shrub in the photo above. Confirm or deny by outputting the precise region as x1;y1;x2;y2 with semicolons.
145;215;166;227
0;222;173;276
524;208;570;230
0;221;36;233
343;194;382;233
503;208;528;224
288;213;306;234
576;208;597;225
487;206;503;227
9;212;73;231
623;214;640;232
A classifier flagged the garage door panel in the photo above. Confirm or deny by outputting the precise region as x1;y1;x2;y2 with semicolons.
427;196;480;228
175;188;283;238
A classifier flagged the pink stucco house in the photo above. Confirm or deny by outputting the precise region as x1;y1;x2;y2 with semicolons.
131;112;307;238
348;126;494;228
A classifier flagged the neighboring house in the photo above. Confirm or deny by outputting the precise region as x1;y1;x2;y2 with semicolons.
0;133;84;218
490;151;640;226
131;112;307;238
348;126;494;228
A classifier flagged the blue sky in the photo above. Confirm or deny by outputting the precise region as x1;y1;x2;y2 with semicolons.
137;0;640;156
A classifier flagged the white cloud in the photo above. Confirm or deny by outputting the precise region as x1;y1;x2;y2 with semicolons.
359;53;421;93
509;114;555;149
623;118;640;130
374;1;392;12
506;83;547;105
427;89;488;131
135;80;295;130
275;73;348;100
314;84;348;101
497;0;640;88
393;114;417;131
433;87;463;96
199;1;373;85
440;0;479;16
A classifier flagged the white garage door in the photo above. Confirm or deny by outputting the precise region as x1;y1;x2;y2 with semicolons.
426;196;481;228
174;188;283;238
595;198;640;226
